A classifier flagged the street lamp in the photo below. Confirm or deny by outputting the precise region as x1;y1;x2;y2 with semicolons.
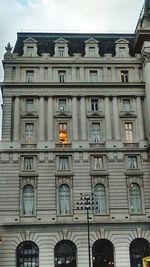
77;193;96;267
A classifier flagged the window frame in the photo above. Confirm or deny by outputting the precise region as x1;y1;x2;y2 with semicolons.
120;70;129;83
94;183;107;215
90;120;104;143
17;241;39;267
91;155;106;171
89;70;98;82
126;155;140;170
58;70;66;83
56;155;72;172
26;70;34;82
124;121;134;143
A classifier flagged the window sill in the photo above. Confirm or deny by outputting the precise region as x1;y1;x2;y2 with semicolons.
90;142;105;147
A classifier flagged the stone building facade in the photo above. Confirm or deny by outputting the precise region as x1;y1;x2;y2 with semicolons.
1;1;150;267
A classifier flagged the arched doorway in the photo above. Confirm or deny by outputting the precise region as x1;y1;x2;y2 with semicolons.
130;238;150;267
16;241;39;267
55;240;77;267
92;239;114;267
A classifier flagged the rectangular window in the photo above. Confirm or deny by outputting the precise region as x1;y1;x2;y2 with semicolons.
26;99;34;112
89;47;95;57
58;46;65;57
59;157;69;170
121;70;128;83
25;123;34;143
124;122;133;143
89;70;98;82
123;99;131;111
59;123;68;144
12;67;16;81
26;70;34;82
44;67;48;80
128;156;138;169
58;71;66;83
59;99;66;111
92;123;101;143
24;157;34;171
27;46;34;57
93;156;103;170
91;99;98;111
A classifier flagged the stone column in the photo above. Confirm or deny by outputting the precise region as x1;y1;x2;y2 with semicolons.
143;54;150;140
80;97;87;140
72;97;78;140
39;97;45;141
136;97;144;141
47;97;53;141
104;97;112;140
112;96;120;140
14;96;20;141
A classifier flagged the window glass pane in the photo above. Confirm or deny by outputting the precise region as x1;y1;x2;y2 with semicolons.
92;123;101;143
25;123;34;143
59;123;68;144
121;70;128;82
27;46;34;57
58;71;66;83
130;183;142;213
17;241;39;267
128;156;138;169
59;99;66;111
59;157;69;170
26;99;34;112
26;71;34;82
89;47;95;56
94;157;103;169
23;185;34;216
59;184;70;215
91;99;98;111
55;240;76;267
95;184;107;214
58;47;65;57
124;122;133;143
123;99;131;111
24;157;34;171
90;71;97;82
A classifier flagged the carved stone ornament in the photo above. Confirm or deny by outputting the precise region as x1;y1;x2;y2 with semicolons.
5;42;13;53
142;52;150;65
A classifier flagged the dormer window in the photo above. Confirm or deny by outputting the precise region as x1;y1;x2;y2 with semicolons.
115;38;130;57
54;38;69;57
84;38;99;57
89;47;96;57
23;38;38;57
58;46;65;57
27;46;34;57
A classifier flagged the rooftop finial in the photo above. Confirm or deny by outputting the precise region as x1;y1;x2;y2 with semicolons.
5;42;13;53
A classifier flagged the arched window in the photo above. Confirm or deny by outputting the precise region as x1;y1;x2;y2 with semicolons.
55;240;77;267
23;184;34;216
94;184;107;214
130;238;150;267
17;241;39;267
92;239;114;267
59;184;70;215
130;183;142;214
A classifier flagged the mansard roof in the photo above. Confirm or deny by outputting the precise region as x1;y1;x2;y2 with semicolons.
13;32;136;56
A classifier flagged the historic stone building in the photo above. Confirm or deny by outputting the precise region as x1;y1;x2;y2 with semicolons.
1;1;150;267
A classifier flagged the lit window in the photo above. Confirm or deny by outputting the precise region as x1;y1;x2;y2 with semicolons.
124;122;133;143
26;99;34;112
24;157;34;171
27;46;34;57
59;123;68;144
130;183;142;214
128;156;138;169
59;157;69;170
93;156;103;170
121;70;128;83
58;71;66;83
91;99;98;111
17;241;39;267
94;184;107;214
59;184;71;215
89;70;98;82
59;99;66;111
58;46;65;57
123;99;131;111
23;185;34;216
26;70;34;82
89;47;95;57
92;123;101;143
25;123;34;143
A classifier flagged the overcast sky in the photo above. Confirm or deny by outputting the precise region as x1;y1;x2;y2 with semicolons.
0;0;145;135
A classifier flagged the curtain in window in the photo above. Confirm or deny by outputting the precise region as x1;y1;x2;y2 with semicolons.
94;157;103;169
125;123;133;143
25;124;34;143
59;157;69;170
94;184;107;214
24;158;33;171
92;123;101;143
59;184;70;215
128;156;137;169
130;183;142;213
23;185;34;216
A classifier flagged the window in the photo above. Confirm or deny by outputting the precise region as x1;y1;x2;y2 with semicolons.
25;123;34;143
128;156;138;169
58;46;65;57
59;157;69;170
90;71;98;82
92;239;114;267
26;70;34;82
130;183;142;214
91;99;98;111
59;123;68;144
55;240;77;267
44;67;48;80
22;184;34;216
89;47;96;57
59;184;71;215
59;99;66;111
94;184;107;214
26;99;34;112
130;238;150;267
123;99;131;111
27;46;34;57
17;241;39;267
121;70;128;83
92;123;101;143
93;156;103;170
124;122;133;143
58;71;66;83
24;157;34;171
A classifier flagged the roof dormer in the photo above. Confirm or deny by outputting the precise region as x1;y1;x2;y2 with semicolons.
23;38;38;57
115;38;130;58
54;38;69;57
84;38;100;57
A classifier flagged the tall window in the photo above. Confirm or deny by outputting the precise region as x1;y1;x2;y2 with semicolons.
24;157;34;171
93;156;103;170
94;184;107;214
58;46;65;57
59;157;69;170
58;71;66;83
91;99;98;111
59;184;70;215
17;241;39;267
55;240;77;267
26;99;34;112
124;122;133;143
130;183;142;214
59;123;68;144
26;70;34;82
121;70;128;83
23;185;34;216
92;239;114;267
130;238;150;267
89;71;98;82
92;123;101;143
123;99;131;111
59;99;66;111
25;123;34;144
89;47;96;57
128;156;138;169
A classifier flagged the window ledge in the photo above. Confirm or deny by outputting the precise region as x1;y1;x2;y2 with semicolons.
123;143;139;148
90;142;105;147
